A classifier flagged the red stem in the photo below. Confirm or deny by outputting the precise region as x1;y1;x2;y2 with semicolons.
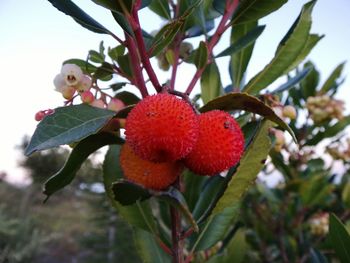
125;34;149;98
129;8;162;93
185;0;239;95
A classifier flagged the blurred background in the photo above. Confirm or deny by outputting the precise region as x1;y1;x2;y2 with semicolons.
0;0;349;262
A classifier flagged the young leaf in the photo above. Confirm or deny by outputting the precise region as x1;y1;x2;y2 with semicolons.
231;0;287;25
230;21;257;89
43;132;123;198
194;41;209;69
200;61;222;104
301;61;320;98
89;50;105;64
319;62;346;94
108;45;126;61
63;59;97;74
25;104;116;155
243;1;316;95
149;0;171;19
112;180;152;205
329;213;350;263
216;25;265;58
211;120;272;216
47;0;112;35
200;92;296;142
103;145;157;232
133;228;171;263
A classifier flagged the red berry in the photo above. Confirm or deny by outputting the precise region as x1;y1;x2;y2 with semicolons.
184;110;244;176
120;143;183;190
125;93;199;162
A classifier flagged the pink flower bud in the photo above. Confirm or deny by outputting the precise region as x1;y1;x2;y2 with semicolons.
90;99;105;109
107;98;125;112
81;90;94;104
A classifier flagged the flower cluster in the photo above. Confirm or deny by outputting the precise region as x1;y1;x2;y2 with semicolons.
309;213;329;236
327;138;350;162
306;94;345;124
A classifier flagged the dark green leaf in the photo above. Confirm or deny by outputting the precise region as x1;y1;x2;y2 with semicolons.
103;145;157;232
183;170;206;211
133;228;171;263
108;45;126;61
301;61;320;98
112;180;152;205
116;54;133;78
305;116;350;146
329;213;350;263
115;91;141;105
216;25;265;58
155;187;198;232
194;41;208;69
284;34;324;73
110;82;127;91
211;120;272;216
149;0;171;19
63;59;97;75
212;0;225;15
150;20;184;57
320;62;346;94
89;50;105;63
200;92;296;142
112;11;134;36
47;0;112;35
201;61;222;104
309;249;329;263
141;0;152;8
186;20;215;38
93;62;114;81
232;0;287;25
25;104;116;155
272;66;311;94
300;175;333;206
43;132;122;198
230;21;257;89
91;0;133;13
115;105;135;118
243;1;316;94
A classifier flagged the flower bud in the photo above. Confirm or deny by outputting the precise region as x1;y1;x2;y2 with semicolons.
107;98;125;112
282;105;297;119
61;85;76;100
90;99;105;109
35;111;45;122
80;90;94;104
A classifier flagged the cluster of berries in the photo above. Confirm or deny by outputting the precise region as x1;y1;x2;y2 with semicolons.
306;94;344;124
120;93;244;190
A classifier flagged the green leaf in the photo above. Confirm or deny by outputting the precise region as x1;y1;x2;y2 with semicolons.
112;180;152;205
155;187;198;232
216;25;265;58
110;82;127;91
91;0;133;13
149;0;171;19
183;170;206;211
301;61;320;98
115;105;135;118
300;175;333;206
329;213;350;263
93;62;114;81
192;205;240;251
230;21;257;89
133;228;171;263
242;1;316;94
103;145;157;232
212;0;225;15
47;0;112;35
320;62;346;94
231;0;287;25
284;34;324;73
200;61;222;104
89;50;105;64
112;11;134;36
63;59;97;75
116;54;133;78
305;116;350;146
194;41;209;69
272;66;312;94
115;91;141;105
200;92;296;142
108;45;126;61
211;120;272;216
43;132;122;198
150;20;184;57
25;104;116;155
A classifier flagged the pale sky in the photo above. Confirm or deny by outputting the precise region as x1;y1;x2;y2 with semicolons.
1;0;349;184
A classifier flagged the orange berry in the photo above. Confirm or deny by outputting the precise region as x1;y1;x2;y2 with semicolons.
120;143;183;190
125;93;199;162
184;110;244;176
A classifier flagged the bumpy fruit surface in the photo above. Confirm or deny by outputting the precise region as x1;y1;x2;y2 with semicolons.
184;110;244;175
125;93;198;162
120;143;183;190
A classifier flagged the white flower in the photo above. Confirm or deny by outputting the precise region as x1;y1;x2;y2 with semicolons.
76;75;92;92
61;64;83;86
53;74;65;92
